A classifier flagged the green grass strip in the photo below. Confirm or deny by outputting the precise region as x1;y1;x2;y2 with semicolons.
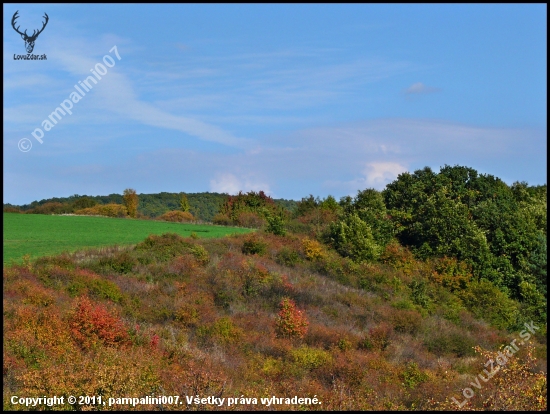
3;213;253;264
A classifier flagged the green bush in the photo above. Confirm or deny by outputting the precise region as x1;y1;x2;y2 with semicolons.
265;214;287;236
424;332;476;357
458;279;520;330
210;317;242;344
190;245;209;265
98;251;136;274
242;236;267;256
401;362;429;389
135;233;192;262
518;281;547;324
324;213;381;263
289;346;332;370
275;247;302;267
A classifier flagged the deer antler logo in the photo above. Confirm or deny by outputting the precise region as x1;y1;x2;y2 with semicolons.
12;10;49;54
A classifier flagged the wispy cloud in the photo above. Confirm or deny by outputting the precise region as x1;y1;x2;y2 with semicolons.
5;30;251;149
404;82;441;94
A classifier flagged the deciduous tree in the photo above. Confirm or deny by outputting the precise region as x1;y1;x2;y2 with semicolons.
123;188;138;218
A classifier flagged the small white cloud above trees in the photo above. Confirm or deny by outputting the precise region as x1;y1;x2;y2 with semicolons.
404;82;441;94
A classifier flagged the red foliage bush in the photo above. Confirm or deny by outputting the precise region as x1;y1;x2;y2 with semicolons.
69;296;130;349
275;297;309;339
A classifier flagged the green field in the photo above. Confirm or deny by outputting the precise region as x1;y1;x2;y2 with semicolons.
3;213;254;265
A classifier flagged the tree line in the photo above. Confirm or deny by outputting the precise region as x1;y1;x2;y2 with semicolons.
3;191;298;222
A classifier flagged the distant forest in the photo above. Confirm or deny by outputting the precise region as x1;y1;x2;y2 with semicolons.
3;192;298;222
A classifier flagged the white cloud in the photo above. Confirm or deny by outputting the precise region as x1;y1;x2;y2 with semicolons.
323;162;408;194
364;162;408;187
209;173;271;195
404;82;440;94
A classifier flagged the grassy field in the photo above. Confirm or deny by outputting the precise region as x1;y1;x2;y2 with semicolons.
3;213;253;264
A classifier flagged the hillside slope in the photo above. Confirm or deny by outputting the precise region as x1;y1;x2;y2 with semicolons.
3;231;546;410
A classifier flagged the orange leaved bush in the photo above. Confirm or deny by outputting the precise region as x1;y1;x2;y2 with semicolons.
157;210;195;223
69;296;130;349
275;297;309;339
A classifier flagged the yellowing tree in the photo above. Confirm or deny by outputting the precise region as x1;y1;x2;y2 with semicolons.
123;188;138;218
180;192;191;212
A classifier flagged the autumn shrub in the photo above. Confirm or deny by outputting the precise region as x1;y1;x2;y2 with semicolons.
241;261;273;298
275;246;302;267
389;309;423;335
157;210;195;223
435;344;546;410
304;323;342;350
88;279;124;303
424;331;476;357
3;206;21;213
175;288;216;327
294;208;338;238
9;279;55;307
5;307;74;372
428;256;472;292
315;253;361;288
380;240;416;269
236;211;266;228
289;345;332;370
34;264;75;291
175;303;200;327
285;218;311;235
69;296;130;349
212;213;234;226
275;297;309;339
302;237;325;261
97;250;136;274
135;233;193;262
241;235;267;256
360;323;393;351
34;253;76;270
209;317;243;345
400;361;429;389
66;272;123;303
14;346;161;409
165;254;199;278
27;202;73;215
75;203;128;218
190;244;209;265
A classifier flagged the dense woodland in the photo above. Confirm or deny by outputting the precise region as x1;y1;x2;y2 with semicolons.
3;165;547;410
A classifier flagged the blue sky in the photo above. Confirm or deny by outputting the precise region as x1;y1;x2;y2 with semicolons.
4;4;546;205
